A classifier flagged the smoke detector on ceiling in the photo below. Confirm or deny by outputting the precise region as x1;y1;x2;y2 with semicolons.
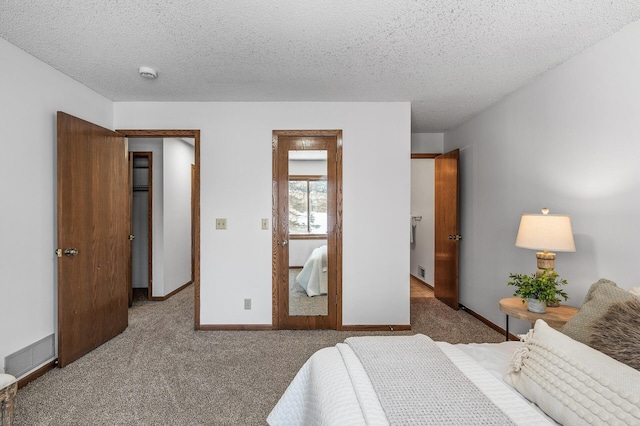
138;66;157;79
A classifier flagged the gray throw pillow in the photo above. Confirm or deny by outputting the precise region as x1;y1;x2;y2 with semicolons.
560;278;635;345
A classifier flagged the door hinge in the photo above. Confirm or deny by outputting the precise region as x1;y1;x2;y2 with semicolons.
55;248;62;258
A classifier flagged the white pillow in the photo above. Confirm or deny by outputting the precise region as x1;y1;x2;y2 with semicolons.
504;319;640;425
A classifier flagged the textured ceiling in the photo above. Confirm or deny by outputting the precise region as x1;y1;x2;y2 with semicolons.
2;1;640;132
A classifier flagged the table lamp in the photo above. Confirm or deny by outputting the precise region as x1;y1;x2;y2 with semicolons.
515;208;575;277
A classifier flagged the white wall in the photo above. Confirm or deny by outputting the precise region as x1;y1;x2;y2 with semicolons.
0;38;113;375
163;138;194;294
445;19;640;334
114;102;411;326
289;159;326;175
412;133;443;153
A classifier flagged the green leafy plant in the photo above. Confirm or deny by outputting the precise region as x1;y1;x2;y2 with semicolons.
507;270;569;305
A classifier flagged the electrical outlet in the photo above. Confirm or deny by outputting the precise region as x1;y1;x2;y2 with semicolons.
261;218;269;230
244;298;251;310
216;218;227;230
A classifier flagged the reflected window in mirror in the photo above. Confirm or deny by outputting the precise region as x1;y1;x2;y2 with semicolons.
289;176;327;236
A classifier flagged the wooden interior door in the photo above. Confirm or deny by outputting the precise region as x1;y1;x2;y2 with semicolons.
57;112;129;367
434;149;460;310
273;131;342;330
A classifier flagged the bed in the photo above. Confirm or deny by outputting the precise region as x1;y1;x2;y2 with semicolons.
295;245;327;297
268;279;640;425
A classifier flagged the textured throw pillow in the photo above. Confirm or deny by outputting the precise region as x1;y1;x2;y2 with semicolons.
588;298;640;371
629;287;640;298
561;278;636;345
505;320;640;425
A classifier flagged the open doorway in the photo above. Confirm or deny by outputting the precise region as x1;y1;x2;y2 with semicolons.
410;150;460;309
118;130;201;329
410;153;436;289
128;137;195;302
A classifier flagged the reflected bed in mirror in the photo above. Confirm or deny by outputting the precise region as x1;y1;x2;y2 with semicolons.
295;245;327;297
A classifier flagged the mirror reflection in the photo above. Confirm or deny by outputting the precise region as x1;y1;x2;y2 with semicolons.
288;150;328;316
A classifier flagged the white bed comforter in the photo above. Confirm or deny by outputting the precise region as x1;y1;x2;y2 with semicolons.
267;335;555;425
295;245;328;296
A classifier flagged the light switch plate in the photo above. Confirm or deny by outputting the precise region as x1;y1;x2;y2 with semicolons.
261;218;269;230
216;218;227;230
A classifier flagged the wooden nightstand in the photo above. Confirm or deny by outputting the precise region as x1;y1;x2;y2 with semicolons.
499;297;578;341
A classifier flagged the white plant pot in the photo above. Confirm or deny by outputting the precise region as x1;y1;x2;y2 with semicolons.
527;298;546;313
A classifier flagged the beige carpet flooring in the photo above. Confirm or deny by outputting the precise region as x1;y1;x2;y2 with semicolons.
288;268;328;316
15;282;503;425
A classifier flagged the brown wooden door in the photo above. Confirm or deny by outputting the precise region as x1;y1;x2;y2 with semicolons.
434;149;460;310
273;131;342;330
57;112;129;367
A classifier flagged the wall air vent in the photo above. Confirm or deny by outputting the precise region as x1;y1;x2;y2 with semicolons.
5;334;55;378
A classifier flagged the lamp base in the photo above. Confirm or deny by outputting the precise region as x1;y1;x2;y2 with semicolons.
536;251;560;306
535;251;555;277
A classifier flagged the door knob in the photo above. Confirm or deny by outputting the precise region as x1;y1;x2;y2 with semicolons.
281;240;288;246
64;248;79;256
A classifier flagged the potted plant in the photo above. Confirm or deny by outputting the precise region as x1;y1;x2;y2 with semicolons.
507;270;569;313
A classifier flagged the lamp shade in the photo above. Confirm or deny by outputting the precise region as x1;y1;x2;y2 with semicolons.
515;213;576;252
